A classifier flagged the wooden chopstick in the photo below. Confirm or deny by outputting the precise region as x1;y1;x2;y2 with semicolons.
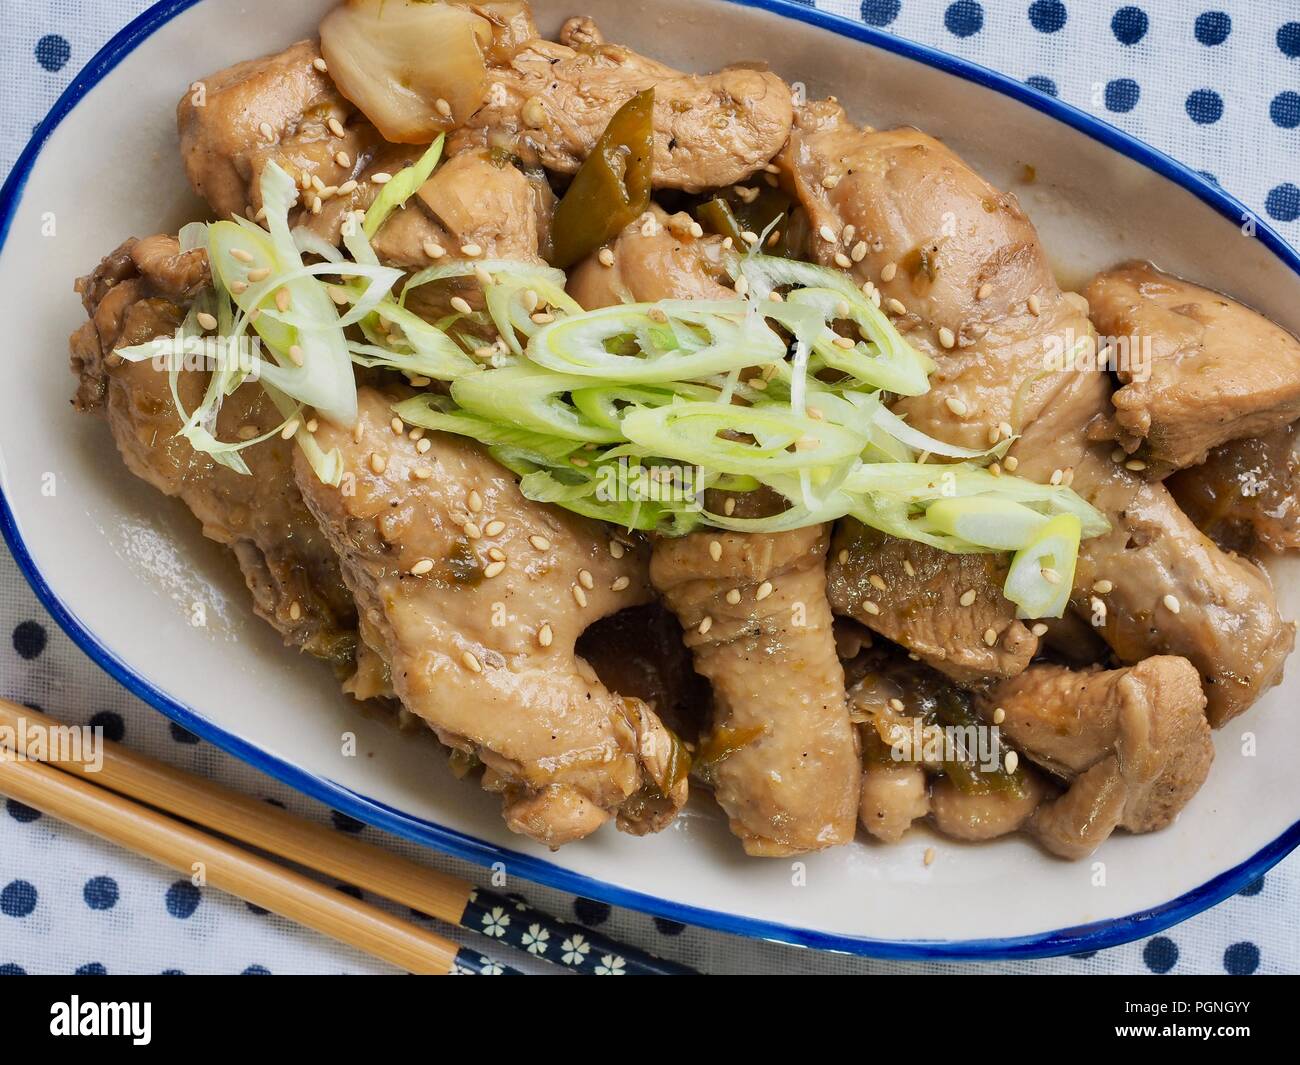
0;703;520;975
0;699;697;975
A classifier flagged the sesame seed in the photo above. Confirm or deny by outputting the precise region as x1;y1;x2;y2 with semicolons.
310;195;323;215
989;463;1002;477
983;627;997;647
578;569;594;590
435;97;453;118
1163;594;1181;614
1004;750;1019;774
450;296;473;315
834;252;852;269
275;287;291;312
724;497;736;516
740;231;760;245
756;581;774;601
313;57;328;73
338;179;358;195
945;397;969;417
410;558;435;576
851;240;868;262
818;224;838;243
352;422;364;444
328;118;347;138
423;241;447;260
1031;622;1049;637
529;534;551;551
327;285;349;306
484;560;506;578
903;560;916;577
837;549;849;565
597;247;615;267
1093;579;1113;594
370;171;392;184
609;540;625;559
725;588;741;605
1125;459;1147;472
1041;567;1061;585
484;520;505;537
369;453;386;475
689;222;704;238
474;266;494;287
196;312;218;331
832;335;855;350
959;588;977;607
411;466;433;480
288;601;301;621
247;267;271;283
531;311;555;324
821;173;841;189
461;243;483;258
1003;455;1019;472
767;290;783;303
887;297;907;315
938;326;956;349
390;417;404;435
280;419;300;441
880;262;898;283
259;122;275;141
611;576;630;592
868;573;887;593
976;283;993;300
1050;468;1063;486
924;846;936;867
734;185;760;204
992;706;1006;724
698;616;714;635
862;600;881;615
572;584;588;608
230;247;254;264
709;540;722;562
464;522;481;539
538;624;554;648
462;650;482;673
1027;293;1041;316
487;547;505;562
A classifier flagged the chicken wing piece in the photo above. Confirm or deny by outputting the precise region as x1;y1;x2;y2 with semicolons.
459;17;793;192
1086;261;1300;471
978;657;1214;858
69;237;357;664
179;40;375;222
296;388;687;846
566;206;733;309
650;527;860;855
828;520;1037;687
1012;371;1295;727
1168;424;1300;555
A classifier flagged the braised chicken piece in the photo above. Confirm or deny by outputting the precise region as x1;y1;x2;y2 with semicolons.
306;145;551;270
566;206;733;308
1012;371;1295;727
979;658;1214;858
69;237;357;664
828;521;1037;687
651;528;860;855
847;648;1050;844
785;101;1293;720
1086;261;1300;472
1168;424;1300;555
296;388;686;846
460;18;793;192
179;40;374;222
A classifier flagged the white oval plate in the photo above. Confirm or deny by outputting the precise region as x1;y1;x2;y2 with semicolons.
3;0;1299;960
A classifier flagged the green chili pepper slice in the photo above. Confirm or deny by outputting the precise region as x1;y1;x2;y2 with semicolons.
549;88;655;268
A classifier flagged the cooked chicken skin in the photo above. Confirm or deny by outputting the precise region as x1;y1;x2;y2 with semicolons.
461;27;793;192
651;528;860;856
858;764;930;844
567;206;733;309
1086;261;1300;471
828;521;1037;687
979;658;1214;858
296;388;686;846
1169;425;1300;555
179;40;372;221
70;237;357;663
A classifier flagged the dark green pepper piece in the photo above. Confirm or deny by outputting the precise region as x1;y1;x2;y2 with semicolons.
550;89;655;268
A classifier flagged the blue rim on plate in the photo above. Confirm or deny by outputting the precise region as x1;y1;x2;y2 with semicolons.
2;0;1298;962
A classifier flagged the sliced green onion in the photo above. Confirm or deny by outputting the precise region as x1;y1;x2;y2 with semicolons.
1004;514;1082;619
925;496;1051;551
363;136;445;238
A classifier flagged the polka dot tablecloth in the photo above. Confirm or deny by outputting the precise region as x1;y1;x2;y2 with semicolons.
2;0;1299;976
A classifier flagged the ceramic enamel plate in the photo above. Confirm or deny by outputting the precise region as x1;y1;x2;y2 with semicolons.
3;0;1299;960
